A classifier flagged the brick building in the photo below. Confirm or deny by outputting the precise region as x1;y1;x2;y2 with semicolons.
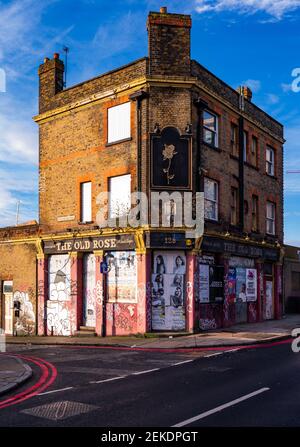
0;7;284;336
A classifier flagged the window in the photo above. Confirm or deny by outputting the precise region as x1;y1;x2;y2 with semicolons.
266;146;275;176
107;102;131;144
230;187;238;225
204;178;218;221
252;195;258;231
203;110;218;147
266;201;276;235
292;272;300;291
230;123;238;156
80;182;92;223
109;174;131;218
243;131;248;162
251;136;258;166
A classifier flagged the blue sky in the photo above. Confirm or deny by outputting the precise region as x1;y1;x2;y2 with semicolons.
0;0;300;245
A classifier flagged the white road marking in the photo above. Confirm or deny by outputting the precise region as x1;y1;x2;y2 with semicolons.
38;387;73;396
225;348;240;353
172;359;194;366
204;352;223;358
90;376;126;384
173;387;270;427
133;368;159;375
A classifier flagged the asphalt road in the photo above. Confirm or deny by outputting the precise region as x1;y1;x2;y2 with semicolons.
0;340;298;427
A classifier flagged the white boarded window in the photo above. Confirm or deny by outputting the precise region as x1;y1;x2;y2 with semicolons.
109;174;131;218
108;102;131;144
80;181;92;222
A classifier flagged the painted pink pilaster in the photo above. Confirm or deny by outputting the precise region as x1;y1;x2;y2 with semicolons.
274;264;283;320
137;251;151;333
70;253;83;333
222;257;234;328
37;256;48;335
186;252;197;333
255;261;262;322
94;251;104;336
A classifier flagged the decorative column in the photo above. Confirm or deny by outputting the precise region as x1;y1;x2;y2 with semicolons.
255;259;263;322
70;252;83;333
222;255;234;328
274;262;283;320
186;250;197;333
37;254;48;336
136;248;151;334
94;250;104;336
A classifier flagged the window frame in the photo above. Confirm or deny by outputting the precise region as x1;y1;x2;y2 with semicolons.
203;110;219;148
230;187;238;226
243;130;248;162
230;123;239;157
266;201;276;235
204;177;219;222
251;194;259;232
266;146;275;176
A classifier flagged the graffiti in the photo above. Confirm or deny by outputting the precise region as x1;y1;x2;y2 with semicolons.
199;318;217;330
14;290;36;336
248;302;257;323
47;302;76;336
106;303;137;333
185;281;193;314
199;303;222;330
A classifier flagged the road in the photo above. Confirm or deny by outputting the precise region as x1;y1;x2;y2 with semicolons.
0;339;298;427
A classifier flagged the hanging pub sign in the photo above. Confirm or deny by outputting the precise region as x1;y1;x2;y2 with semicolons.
150;126;192;190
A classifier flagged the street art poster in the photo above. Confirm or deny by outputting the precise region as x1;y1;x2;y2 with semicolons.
209;266;224;303
106;251;137;303
153;251;186;275
83;254;96;327
265;281;273;319
246;268;257;302
199;264;210;303
151;251;186;331
236;268;247;303
227;268;236;304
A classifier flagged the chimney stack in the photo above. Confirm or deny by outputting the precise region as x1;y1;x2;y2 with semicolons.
147;7;192;77
38;53;64;113
237;85;253;102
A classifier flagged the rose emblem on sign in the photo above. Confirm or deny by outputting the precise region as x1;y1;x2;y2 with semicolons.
162;144;178;185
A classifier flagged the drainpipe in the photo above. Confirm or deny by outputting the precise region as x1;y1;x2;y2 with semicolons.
194;98;208;192
238;116;245;231
129;90;149;193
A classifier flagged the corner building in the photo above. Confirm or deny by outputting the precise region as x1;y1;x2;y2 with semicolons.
0;7;284;336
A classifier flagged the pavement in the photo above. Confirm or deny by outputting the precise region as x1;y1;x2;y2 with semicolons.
0;355;32;396
4;313;300;349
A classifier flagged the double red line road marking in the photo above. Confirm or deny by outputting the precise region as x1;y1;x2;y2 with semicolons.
0;354;57;410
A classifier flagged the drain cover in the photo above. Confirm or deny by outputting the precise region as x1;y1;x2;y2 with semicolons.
21;401;98;421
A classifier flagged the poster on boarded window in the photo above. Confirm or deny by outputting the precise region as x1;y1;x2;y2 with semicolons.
199;264;210;303
236;268;247;303
106;251;137;302
246;268;257;302
227;268;236;304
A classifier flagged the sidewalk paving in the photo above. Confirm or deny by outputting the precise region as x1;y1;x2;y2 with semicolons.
0;355;32;396
5;314;299;349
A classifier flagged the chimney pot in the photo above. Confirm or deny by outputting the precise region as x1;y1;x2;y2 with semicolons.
53;53;59;60
44;57;49;63
160;6;167;13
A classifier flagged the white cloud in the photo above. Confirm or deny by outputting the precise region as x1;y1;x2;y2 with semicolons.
242;79;261;93
195;0;300;20
266;93;280;104
281;82;293;92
